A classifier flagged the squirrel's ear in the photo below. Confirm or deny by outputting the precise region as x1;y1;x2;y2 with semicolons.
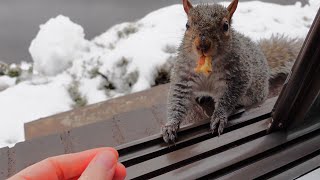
182;0;193;15
227;0;238;21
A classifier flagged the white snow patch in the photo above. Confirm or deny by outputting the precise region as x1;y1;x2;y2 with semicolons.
78;77;106;104
20;61;32;71
0;76;16;91
0;74;73;147
29;15;89;76
96;6;185;92
220;1;319;40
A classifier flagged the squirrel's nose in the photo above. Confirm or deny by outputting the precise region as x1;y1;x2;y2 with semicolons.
199;42;210;52
198;35;211;53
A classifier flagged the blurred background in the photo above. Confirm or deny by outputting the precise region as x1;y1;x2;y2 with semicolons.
0;0;308;64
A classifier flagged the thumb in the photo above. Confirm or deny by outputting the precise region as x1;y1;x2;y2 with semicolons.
79;150;117;180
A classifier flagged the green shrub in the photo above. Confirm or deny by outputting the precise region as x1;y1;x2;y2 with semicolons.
117;24;139;39
7;67;21;77
68;81;88;108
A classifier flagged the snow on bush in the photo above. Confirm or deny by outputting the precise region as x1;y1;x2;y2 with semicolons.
0;1;319;148
94;6;186;93
29;15;89;76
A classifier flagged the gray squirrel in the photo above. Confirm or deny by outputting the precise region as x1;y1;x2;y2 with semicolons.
162;0;302;143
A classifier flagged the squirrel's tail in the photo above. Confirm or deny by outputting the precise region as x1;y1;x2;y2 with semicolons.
258;34;303;79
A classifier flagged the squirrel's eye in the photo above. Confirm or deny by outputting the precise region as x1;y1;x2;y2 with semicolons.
186;23;190;30
223;22;229;32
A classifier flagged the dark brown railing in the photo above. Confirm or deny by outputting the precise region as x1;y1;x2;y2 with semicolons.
270;7;320;131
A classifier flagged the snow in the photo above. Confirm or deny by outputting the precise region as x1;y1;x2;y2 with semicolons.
227;1;317;40
0;0;319;148
29;15;89;76
0;74;73;147
95;7;185;93
78;77;106;105
20;61;32;71
0;76;16;91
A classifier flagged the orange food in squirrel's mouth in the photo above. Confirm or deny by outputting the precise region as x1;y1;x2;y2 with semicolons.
194;56;212;75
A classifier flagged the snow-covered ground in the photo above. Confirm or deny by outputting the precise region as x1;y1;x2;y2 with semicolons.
0;0;319;149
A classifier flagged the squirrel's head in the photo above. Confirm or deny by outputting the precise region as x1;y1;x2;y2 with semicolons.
181;0;238;58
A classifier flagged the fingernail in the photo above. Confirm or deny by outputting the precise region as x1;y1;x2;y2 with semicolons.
95;151;116;169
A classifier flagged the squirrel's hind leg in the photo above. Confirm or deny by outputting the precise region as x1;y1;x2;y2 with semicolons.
195;94;215;117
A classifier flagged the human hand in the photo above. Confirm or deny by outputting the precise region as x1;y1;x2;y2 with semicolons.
8;147;126;180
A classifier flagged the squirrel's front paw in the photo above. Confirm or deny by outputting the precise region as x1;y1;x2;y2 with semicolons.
210;112;228;136
162;121;180;143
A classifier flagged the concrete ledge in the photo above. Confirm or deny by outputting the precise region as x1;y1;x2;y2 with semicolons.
24;84;169;140
0;147;9;179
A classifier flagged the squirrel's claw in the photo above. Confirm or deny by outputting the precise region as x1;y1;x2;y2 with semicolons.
210;114;227;136
162;121;179;143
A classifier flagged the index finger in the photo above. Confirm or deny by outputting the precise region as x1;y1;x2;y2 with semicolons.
9;147;118;180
